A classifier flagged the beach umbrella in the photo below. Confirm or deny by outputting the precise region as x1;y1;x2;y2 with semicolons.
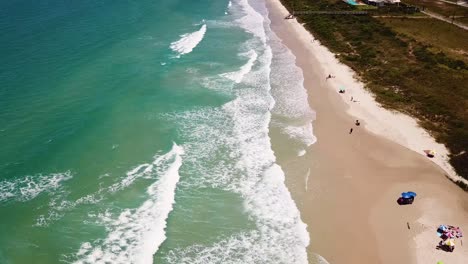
437;262;444;264
401;192;414;199
406;191;417;197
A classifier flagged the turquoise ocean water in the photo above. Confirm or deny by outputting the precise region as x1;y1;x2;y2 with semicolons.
0;0;317;263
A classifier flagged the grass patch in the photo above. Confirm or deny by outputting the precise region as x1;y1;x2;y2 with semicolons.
281;0;468;184
402;0;468;18
378;17;468;63
457;17;468;25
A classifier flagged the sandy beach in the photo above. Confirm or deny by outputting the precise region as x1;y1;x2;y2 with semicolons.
266;0;468;263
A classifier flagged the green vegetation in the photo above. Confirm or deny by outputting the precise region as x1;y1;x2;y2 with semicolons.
458;17;468;25
282;0;468;185
402;0;468;18
378;17;468;63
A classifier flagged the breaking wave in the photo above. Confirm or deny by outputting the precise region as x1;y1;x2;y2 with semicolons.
73;143;184;264
220;49;258;83
170;24;207;57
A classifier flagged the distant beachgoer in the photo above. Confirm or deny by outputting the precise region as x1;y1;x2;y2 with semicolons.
351;96;353;101
355;120;360;126
349;128;353;134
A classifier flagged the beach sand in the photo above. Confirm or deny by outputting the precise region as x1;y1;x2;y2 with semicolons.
265;0;468;263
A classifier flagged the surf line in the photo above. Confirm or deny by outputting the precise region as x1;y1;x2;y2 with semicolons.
74;143;184;264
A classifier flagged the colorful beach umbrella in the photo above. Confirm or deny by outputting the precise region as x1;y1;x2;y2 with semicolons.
437;261;444;264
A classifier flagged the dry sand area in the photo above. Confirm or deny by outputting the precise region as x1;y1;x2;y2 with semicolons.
266;0;468;263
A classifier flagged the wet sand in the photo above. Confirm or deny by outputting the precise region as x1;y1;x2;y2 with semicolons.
266;0;468;263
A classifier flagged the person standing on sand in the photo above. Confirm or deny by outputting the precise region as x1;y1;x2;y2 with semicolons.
349;128;353;134
351;96;353;101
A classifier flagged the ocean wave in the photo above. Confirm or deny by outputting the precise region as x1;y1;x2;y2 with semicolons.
165;229;307;263
73;143;184;264
161;2;309;259
283;123;317;147
236;0;266;44
220;49;258;83
0;172;72;204
170;24;207;58
35;145;184;227
267;8;317;152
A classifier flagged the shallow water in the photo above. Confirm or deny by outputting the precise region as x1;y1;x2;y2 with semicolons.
0;0;316;263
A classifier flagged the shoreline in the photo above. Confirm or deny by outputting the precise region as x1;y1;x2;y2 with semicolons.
265;0;468;263
273;3;468;188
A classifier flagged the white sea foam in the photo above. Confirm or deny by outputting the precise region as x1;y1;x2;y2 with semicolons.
170;24;207;57
165;230;305;263
225;0;232;15
74;143;184;264
160;1;309;262
164;72;309;262
267;11;317;150
0;172;72;203
35;147;178;227
236;0;266;43
220;50;258;83
283;123;316;147
298;149;307;157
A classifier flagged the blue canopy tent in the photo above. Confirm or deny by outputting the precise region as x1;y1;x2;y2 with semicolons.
401;192;417;198
398;192;417;205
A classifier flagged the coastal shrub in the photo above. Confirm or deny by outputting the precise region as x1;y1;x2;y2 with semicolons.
413;47;435;64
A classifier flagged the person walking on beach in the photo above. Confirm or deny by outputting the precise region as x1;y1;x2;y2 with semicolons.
349;128;353;134
351;96;353;101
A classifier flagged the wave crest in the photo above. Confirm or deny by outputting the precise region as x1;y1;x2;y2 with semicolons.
73;143;184;264
170;24;207;57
